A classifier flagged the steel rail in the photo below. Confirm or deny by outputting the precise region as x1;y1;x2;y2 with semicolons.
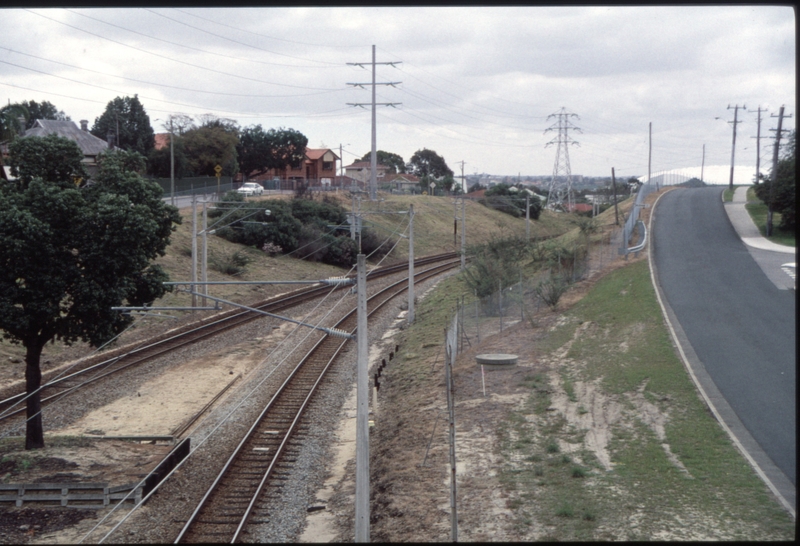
176;259;460;543
0;253;458;423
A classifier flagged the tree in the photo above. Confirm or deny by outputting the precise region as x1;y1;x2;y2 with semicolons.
407;148;453;179
20;100;69;129
158;113;195;136
0;103;29;143
237;125;307;178
0;138;181;449
146;134;189;179
91;95;155;156
754;129;795;232
183;121;240;177
360;150;405;174
482;183;542;220
8;133;87;188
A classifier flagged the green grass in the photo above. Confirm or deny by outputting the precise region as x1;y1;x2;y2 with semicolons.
745;188;796;246
497;260;795;540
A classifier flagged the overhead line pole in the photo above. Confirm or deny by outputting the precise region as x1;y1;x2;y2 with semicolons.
347;45;402;201
727;104;746;190
701;144;705;183
766;105;791;237
750;106;767;181
407;204;415;325
355;254;369;542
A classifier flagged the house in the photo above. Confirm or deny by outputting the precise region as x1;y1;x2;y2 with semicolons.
154;133;171;151
383;173;420;192
238;147;342;190
6;120;110;179
344;160;388;184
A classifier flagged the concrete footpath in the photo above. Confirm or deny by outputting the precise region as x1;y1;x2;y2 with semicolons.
724;186;795;290
725;186;796;255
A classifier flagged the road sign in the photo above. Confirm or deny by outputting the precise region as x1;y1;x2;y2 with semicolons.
214;164;222;174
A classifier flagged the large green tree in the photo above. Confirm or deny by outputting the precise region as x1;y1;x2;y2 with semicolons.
237;125;308;177
146;134;189;179
0;137;180;449
91;95;155;156
407;148;453;179
183;115;240;177
482;183;543;220
8;133;87;187
20;100;70;129
360;150;405;174
754;129;795;233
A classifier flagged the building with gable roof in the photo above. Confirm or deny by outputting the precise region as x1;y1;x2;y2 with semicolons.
2;119;110;180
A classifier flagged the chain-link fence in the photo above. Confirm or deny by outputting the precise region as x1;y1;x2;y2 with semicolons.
447;224;623;353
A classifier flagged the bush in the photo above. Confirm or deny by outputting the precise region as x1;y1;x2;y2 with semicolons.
208;249;252;275
535;274;570;310
359;228;393;260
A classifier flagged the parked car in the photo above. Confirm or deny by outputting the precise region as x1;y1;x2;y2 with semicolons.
237;182;264;196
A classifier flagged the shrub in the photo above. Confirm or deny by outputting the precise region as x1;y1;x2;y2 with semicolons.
209;249;252;275
535;274;570;310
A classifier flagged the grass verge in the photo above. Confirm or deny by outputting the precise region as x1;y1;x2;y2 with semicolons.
745;188;796;247
498;259;795;540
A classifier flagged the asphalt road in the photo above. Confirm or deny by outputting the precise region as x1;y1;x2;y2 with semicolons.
651;186;796;486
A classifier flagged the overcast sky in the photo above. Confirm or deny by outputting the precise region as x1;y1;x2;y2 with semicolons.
1;6;795;183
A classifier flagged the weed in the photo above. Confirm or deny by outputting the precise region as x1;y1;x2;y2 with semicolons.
582;510;596;521
534;466;544;477
534;274;570;310
572;466;587;478
561;455;572;464
546;442;560;454
556;502;574;518
562;372;577;402
209;249;252;275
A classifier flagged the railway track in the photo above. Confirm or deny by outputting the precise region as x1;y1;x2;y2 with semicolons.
0;253;458;425
175;259;459;543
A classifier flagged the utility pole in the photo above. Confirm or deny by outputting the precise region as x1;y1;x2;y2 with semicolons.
456;160;466;193
170;117;175;207
355;254;369;542
201;200;208;307
611;167;619;226
727;104;746;190
453;200;458;247
347;46;402;201
767;105;792;237
191;195;198;309
648;122;653;191
701;144;705;183
407;204;415;325
750;106;767;182
544;107;581;212
460;199;466;271
525;194;530;241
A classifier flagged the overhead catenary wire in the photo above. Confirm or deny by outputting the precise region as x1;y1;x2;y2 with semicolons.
82;260;360;543
22;9;342;92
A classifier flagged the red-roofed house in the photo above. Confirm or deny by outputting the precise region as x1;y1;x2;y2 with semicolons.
238;147;344;190
153;133;170;151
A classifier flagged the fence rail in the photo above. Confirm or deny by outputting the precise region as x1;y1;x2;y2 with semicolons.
0;482;142;508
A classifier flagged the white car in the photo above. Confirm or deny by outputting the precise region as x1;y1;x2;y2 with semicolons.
237;182;264;196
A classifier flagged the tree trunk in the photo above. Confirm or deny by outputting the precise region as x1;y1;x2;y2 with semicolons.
24;340;45;450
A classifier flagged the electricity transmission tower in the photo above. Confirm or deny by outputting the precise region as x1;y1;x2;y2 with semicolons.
544;107;581;212
347;45;401;201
